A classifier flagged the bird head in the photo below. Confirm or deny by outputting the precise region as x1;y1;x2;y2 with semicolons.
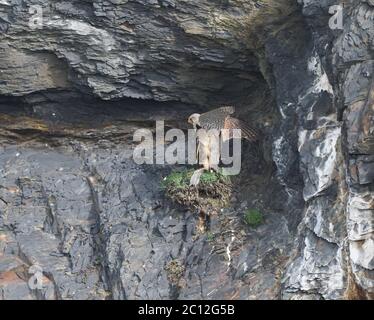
188;113;201;129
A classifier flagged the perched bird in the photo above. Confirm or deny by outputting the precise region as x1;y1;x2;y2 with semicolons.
188;106;259;142
188;106;260;185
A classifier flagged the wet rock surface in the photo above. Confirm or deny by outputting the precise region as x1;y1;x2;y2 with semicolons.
0;0;373;299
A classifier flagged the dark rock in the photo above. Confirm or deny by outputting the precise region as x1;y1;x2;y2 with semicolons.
0;0;373;300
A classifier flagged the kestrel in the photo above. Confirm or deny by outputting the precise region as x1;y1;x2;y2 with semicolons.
187;106;260;185
188;106;259;142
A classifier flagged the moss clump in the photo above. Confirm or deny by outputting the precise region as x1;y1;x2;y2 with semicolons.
200;171;221;184
206;232;215;242
162;169;231;212
244;209;264;228
161;170;192;190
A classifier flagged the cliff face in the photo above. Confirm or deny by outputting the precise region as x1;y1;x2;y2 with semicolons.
281;0;374;299
0;0;263;105
0;0;373;299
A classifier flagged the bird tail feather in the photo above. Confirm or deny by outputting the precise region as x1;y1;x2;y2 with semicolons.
238;120;260;142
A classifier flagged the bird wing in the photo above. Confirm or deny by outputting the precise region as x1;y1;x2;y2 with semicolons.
216;106;235;115
199;106;236;130
224;117;260;142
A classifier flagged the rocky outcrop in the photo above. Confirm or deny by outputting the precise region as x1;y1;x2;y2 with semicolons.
281;0;374;299
0;0;261;105
0;0;373;299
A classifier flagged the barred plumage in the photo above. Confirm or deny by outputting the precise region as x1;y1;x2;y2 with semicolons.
187;106;260;185
188;106;260;142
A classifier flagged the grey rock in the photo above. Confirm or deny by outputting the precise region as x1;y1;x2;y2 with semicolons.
0;0;373;300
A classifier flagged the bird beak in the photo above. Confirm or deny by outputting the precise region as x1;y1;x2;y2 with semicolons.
188;116;197;131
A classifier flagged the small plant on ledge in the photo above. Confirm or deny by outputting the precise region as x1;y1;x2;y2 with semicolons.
244;208;264;228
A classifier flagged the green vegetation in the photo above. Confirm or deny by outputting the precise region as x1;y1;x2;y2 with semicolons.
161;169;229;190
161;169;192;190
200;171;220;184
206;232;215;242
244;209;264;228
161;169;232;211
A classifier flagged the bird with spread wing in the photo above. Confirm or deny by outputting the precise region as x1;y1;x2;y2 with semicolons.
187;106;260;185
